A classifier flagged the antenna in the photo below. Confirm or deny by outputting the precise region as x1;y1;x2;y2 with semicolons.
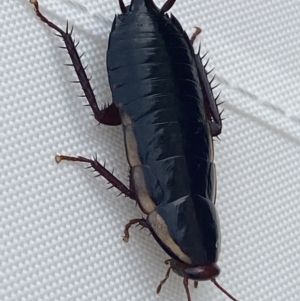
211;278;239;301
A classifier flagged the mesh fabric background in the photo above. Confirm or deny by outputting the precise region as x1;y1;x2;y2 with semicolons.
2;1;300;301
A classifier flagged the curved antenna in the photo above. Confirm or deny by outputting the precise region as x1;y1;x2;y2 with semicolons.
119;0;127;13
161;0;176;13
211;278;239;301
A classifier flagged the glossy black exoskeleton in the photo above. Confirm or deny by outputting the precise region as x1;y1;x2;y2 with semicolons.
30;0;238;300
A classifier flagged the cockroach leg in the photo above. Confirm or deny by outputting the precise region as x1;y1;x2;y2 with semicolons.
189;24;222;137
194;56;223;136
190;27;202;45
156;265;172;294
194;281;198;289
55;155;135;199
156;259;172;294
30;0;121;126
183;277;192;301
123;218;148;242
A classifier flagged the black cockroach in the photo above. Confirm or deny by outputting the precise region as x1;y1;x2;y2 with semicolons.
30;0;239;300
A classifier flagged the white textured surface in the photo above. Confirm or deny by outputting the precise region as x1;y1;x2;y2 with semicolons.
2;1;300;301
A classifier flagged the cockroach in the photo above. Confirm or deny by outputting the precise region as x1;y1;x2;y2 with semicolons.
30;0;239;300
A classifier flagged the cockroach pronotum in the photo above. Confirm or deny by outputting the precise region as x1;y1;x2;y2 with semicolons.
30;0;239;300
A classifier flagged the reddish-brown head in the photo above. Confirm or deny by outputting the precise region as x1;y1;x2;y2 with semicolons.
170;259;220;281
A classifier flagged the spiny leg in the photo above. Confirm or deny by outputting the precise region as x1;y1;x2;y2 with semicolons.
188;26;223;136
55;155;135;199
30;0;121;126
123;218;148;242
55;155;151;244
